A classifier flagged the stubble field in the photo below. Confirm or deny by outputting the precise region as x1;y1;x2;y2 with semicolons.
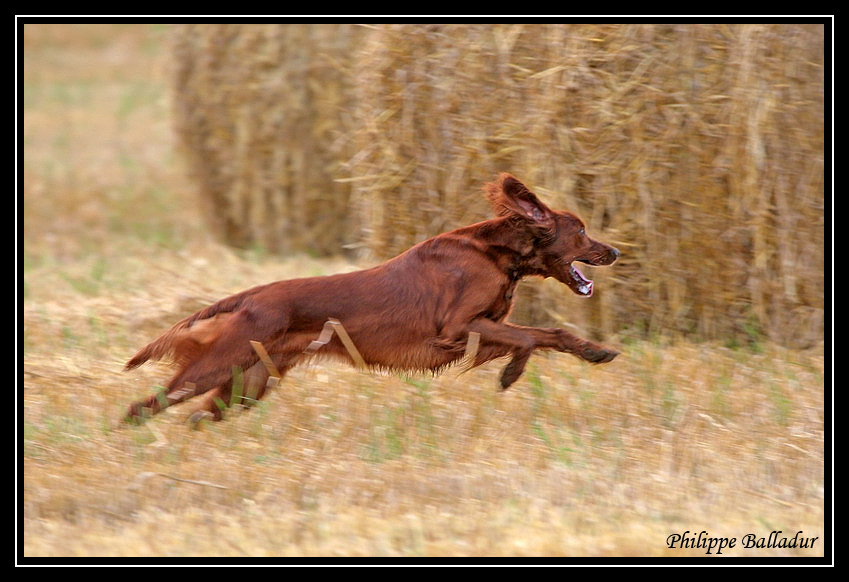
21;23;826;559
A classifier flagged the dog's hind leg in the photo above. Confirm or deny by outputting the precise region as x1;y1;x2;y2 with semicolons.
126;309;291;424
124;380;203;423
186;357;296;425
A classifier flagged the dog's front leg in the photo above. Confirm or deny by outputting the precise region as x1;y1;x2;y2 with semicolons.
475;323;618;364
470;323;618;388
455;319;538;389
550;328;619;364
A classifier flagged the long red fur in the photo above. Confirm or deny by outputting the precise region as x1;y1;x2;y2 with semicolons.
125;174;620;423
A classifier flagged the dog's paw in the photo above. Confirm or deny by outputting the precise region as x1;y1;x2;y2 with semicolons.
123;403;148;425
582;347;619;364
187;409;215;429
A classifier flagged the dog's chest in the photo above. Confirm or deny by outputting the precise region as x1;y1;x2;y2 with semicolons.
486;272;519;322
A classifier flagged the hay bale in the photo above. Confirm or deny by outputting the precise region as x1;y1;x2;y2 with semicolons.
172;23;824;347
346;23;824;346
172;23;360;255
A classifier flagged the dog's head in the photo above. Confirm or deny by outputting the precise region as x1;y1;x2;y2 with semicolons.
485;173;619;297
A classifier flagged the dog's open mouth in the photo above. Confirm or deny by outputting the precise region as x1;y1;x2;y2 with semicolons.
568;263;593;297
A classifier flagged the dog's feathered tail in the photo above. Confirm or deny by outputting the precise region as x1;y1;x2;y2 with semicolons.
124;285;266;371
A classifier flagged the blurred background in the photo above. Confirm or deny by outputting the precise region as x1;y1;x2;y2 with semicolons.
21;22;827;559
24;22;825;348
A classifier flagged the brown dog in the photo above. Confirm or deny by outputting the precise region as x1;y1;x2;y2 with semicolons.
125;174;619;423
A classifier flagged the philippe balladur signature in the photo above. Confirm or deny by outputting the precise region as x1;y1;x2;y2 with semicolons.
666;530;819;555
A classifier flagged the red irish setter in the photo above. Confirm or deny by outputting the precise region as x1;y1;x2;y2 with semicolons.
125;174;619;423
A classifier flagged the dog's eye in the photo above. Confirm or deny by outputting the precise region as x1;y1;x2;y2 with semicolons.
579;228;585;236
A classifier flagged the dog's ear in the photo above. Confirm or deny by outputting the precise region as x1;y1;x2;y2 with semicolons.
486;173;555;233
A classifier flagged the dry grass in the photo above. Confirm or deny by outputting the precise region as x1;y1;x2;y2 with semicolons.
21;23;827;560
22;255;826;557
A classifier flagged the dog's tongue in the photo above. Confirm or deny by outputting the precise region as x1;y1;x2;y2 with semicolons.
570;264;594;296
